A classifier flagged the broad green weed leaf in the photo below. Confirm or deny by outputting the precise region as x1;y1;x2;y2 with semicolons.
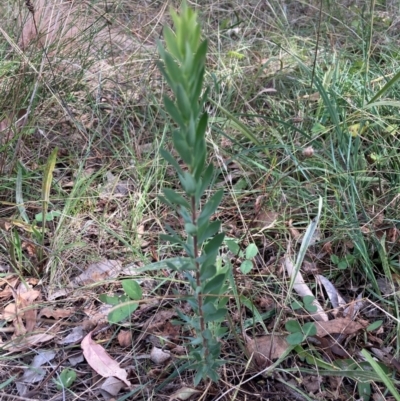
56;368;76;390
108;301;139;324
245;243;258;259
225;239;240;255
285;320;302;333
287;332;304;345
302;322;317;337
99;294;129;306
122;280;142;300
240;260;253;274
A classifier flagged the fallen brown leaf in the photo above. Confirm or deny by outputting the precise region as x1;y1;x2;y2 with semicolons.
315;318;368;337
117;330;132;347
81;331;131;387
73;260;122;285
4;332;55;352
39;307;72;319
246;335;289;368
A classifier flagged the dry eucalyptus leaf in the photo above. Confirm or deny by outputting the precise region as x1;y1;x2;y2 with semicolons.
81;331;131;387
21;350;56;383
317;275;346;309
99;376;124;398
246;335;289;368
315;318;368;337
57;326;84;345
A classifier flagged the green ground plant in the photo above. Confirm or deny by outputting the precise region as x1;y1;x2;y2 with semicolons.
156;1;229;385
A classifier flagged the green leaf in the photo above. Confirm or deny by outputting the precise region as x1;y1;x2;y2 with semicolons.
198;220;221;245
203;273;226;295
204;307;227;323
291;300;303;310
366;320;383;332
305;303;318;313
204;232;225;256
159;149;183;175
99;294;130;306
195;163;214;201
164;96;185;129
122;280;142;300
358;381;371;401
179;171;197;195
164;51;183;87
245;243;258;259
287;332;304;345
330;254;339;264
225;239;240;255
338;260;348;270
176;84;192;121
160;233;185;247
240;260;253;274
55;368;76;390
202;302;217;315
198;190;224;227
107;301;139;324
302;322;317;337
285;320;302;333
184;223;197;235
163;26;180;59
35;210;61;222
173;131;193;166
303;295;318;313
303;295;315;305
163;188;190;209
200;263;217;281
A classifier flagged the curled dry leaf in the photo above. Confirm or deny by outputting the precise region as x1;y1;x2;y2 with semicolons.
100;376;124;398
81;331;131;387
246;335;290;368
117;330;132;347
21;350;56;383
317;275;347;309
169;387;201;401
150;346;170;364
315;318;368;337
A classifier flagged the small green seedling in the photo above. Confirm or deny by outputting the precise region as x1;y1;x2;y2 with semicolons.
100;279;142;324
54;368;77;390
225;239;258;274
35;210;61;223
366;320;383;332
291;295;318;314
331;253;356;270
285;320;317;345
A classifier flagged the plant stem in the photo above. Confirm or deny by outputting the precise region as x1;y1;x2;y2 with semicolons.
191;194;208;358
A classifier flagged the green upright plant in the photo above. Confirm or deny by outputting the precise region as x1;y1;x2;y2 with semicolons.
157;1;229;385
